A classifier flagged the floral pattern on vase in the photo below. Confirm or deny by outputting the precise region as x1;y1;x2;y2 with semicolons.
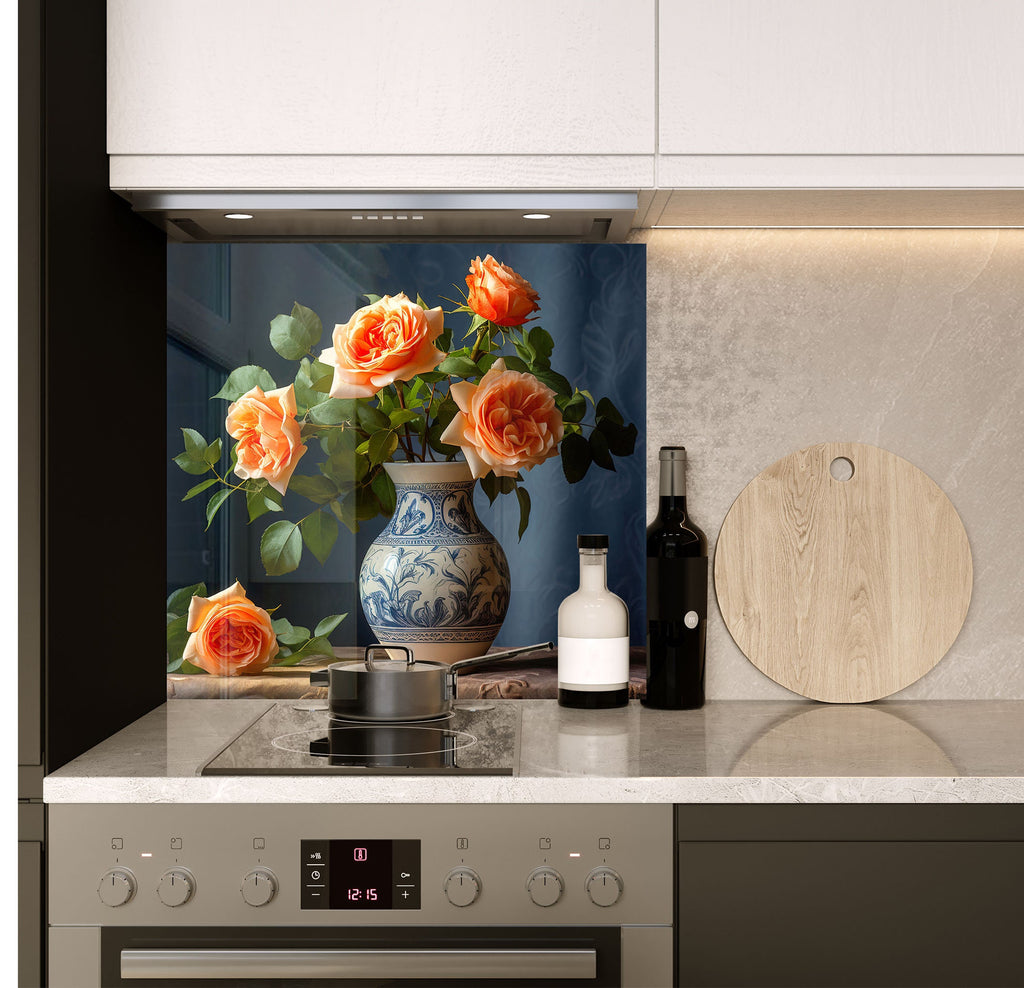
359;460;510;662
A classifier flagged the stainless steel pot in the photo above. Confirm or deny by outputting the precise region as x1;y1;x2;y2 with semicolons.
309;642;553;722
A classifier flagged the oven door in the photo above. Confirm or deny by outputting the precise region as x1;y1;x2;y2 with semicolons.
98;926;623;987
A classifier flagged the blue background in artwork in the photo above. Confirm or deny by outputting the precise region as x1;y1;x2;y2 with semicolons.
167;242;646;647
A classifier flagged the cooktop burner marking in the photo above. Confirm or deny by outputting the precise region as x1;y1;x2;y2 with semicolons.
270;726;479;759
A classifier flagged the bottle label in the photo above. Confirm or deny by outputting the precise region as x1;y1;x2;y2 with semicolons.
557;636;629;690
647;557;708;622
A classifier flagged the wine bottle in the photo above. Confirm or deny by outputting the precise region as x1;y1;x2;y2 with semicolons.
557;534;630;708
643;447;708;709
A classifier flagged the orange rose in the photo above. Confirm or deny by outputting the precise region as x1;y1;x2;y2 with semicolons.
465;255;540;327
320;293;445;399
182;582;279;676
440;359;564;479
226;384;307;495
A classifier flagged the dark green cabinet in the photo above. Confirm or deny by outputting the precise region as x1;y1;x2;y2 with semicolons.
676;805;1024;988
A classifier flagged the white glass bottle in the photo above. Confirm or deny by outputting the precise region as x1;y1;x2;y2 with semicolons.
557;534;630;708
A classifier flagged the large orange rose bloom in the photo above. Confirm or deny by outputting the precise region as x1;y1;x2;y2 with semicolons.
226;384;307;495
182;582;279;676
465;255;540;327
320;293;445;399
440;359;564;479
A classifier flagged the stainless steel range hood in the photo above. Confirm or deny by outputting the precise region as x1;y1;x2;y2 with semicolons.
121;191;639;243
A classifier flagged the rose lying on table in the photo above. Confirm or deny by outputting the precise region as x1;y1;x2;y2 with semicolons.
166;581;345;676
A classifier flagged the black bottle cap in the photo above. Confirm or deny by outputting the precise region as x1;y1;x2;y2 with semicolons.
577;534;608;549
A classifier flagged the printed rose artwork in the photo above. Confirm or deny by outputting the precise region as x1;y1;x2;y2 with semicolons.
465;254;541;327
174;254;636;579
442;359;564;479
182;581;280;676
226;384;307;495
320;293;445;399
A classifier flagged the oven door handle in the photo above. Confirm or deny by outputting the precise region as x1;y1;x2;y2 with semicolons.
121;947;598;980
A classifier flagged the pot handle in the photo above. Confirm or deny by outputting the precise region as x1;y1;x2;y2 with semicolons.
364;644;414;672
308;669;329;687
447;642;554;678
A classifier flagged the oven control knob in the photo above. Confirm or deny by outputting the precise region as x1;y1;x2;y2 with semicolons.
526;867;564;907
585;867;623;907
241;867;278;907
157;868;196;907
444;867;481;907
97;868;136;907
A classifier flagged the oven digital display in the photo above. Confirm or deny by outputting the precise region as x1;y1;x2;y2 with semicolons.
300;839;420;909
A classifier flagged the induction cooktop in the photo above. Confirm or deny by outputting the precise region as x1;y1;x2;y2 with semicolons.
201;701;520;776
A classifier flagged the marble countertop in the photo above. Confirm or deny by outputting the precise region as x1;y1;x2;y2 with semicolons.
43;699;1024;804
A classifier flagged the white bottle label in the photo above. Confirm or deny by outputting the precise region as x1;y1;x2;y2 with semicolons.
558;636;630;691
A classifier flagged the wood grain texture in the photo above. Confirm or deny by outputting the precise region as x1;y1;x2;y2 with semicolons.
714;443;972;703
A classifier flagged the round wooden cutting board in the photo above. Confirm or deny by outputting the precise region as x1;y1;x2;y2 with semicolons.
714;442;972;703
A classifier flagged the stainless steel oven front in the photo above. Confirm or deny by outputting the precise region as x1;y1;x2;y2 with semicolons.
48;803;673;987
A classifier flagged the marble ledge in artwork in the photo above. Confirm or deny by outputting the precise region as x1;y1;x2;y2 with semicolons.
42;698;1024;805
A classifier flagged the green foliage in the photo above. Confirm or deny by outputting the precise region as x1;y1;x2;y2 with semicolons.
174;279;639;574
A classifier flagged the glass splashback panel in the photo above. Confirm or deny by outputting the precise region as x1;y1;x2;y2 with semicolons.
166;242;646;679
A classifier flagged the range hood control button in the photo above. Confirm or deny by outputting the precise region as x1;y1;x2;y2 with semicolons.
526;867;564;907
97;868;136;907
241;867;278;907
443;867;481;907
157;868;196;907
585;867;623;907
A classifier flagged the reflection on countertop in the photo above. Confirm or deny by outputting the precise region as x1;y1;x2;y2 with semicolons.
43;699;1024;805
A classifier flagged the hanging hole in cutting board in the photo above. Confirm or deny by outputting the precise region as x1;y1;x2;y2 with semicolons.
830;456;855;482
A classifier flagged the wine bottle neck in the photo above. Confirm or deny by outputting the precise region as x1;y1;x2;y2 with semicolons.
659;456;687;497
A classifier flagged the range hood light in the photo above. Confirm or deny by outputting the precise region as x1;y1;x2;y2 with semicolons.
523;212;552;220
223;212;254;220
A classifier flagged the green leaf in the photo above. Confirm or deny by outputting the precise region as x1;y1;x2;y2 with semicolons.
499;354;531;374
272;617;311;646
314;613;347;638
597;419;638;458
309;398;358;425
479;471;499;504
355;484;382;521
205;487;233;530
181;428;208;455
275;635;335;665
269;302;323;360
300;510;339;566
589;427;615;471
246;483;283;522
533;368;572;397
515;485;532;541
166;582;208;617
213;365;276;402
357;403;391;432
182;478;218;502
389;408;423;429
362;293;382;305
174;428;213;475
561;432;592;483
595;396;624;426
288;473;340;505
370;467;396;515
557;391;587;424
294;358;332;409
260;520;303;575
166;613;189;670
367;429;399;466
436;354;480;378
330;493;358;534
203;437;223;464
527;326;554;367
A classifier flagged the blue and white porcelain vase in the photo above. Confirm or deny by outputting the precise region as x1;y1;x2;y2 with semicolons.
358;460;511;663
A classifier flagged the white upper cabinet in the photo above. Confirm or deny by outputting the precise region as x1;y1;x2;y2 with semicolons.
659;0;1024;155
657;0;1024;189
108;0;655;159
